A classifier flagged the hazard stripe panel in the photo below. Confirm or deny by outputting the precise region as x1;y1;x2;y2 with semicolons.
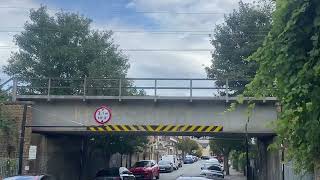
87;125;223;133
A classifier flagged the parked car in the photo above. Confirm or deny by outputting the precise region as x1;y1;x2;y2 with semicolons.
207;158;219;164
161;155;179;170
176;176;211;180
201;156;210;160
200;164;224;179
191;155;198;162
205;158;224;171
95;167;135;180
158;160;174;173
4;175;55;180
201;161;222;170
183;156;194;164
129;160;160;180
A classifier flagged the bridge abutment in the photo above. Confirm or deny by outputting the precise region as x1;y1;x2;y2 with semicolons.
256;137;282;180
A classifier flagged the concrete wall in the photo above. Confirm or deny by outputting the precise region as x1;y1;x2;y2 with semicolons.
31;100;277;134
30;134;83;180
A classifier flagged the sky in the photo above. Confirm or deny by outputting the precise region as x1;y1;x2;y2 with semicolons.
0;0;253;80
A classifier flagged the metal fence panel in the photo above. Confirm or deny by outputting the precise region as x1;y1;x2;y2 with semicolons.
0;158;18;178
284;162;314;180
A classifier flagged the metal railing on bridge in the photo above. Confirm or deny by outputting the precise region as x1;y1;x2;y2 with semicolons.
0;77;275;102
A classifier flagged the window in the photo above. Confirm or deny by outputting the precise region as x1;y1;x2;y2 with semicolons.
134;161;150;167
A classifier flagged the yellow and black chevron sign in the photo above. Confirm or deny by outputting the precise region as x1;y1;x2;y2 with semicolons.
87;124;223;133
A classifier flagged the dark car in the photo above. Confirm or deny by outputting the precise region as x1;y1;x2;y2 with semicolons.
158;160;174;173
184;157;194;164
129;160;160;180
95;167;135;180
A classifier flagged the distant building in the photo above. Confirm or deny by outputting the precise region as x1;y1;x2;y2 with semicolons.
149;136;180;161
190;137;211;157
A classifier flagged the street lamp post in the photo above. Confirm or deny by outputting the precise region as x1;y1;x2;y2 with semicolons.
245;117;250;180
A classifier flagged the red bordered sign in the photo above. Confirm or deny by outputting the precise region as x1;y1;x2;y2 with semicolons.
94;106;112;124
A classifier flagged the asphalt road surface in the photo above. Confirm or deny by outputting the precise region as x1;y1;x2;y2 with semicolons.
159;160;202;180
159;160;246;180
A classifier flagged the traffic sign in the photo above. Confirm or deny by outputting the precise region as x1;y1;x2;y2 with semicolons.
94;106;112;124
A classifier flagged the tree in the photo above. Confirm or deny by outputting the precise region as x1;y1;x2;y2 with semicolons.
176;138;200;157
246;0;320;172
4;6;131;96
209;139;244;175
206;1;273;94
86;135;148;168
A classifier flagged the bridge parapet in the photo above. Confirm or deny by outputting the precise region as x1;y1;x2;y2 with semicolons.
1;77;276;102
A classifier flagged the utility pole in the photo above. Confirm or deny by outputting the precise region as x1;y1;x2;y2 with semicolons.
18;104;28;175
245;117;250;180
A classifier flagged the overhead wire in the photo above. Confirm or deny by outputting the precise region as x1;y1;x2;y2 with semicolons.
0;6;227;15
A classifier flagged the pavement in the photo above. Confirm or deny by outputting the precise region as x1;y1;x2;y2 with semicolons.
159;160;246;180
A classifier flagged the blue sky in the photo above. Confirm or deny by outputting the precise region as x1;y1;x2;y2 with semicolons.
0;0;251;79
36;0;159;29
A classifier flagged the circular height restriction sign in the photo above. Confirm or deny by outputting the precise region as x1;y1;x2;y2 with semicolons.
94;106;112;124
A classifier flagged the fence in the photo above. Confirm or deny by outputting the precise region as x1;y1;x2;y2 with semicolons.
284;162;314;180
0;158;18;178
0;77;272;102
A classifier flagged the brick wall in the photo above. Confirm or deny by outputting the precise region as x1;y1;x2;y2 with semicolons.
0;103;32;175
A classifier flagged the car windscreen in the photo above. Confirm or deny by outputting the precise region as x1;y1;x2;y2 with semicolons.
133;161;150;167
96;168;119;177
158;161;170;165
4;176;39;180
207;165;222;171
203;163;219;168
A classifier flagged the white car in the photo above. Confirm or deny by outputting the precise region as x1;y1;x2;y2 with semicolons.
201;161;220;170
208;158;219;163
200;164;224;179
161;155;179;170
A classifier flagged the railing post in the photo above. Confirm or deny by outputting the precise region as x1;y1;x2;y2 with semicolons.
226;79;229;103
47;78;51;101
119;78;122;102
12;78;17;102
190;79;193;102
154;79;157;102
83;77;86;101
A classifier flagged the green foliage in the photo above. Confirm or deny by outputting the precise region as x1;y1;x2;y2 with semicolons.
176;138;200;155
194;148;203;157
206;0;273;94
87;135;148;162
230;150;246;171
4;6;132;96
246;0;320;172
209;139;244;156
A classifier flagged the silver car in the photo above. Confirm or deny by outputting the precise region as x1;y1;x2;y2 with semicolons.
95;167;136;180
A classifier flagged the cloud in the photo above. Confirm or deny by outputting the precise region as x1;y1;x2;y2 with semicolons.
0;0;43;78
0;0;252;81
116;0;248;78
